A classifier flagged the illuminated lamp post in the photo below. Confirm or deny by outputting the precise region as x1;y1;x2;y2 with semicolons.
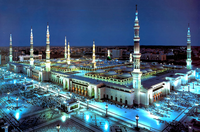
58;88;60;96
70;93;72;98
87;99;89;110
56;124;60;132
175;92;178;101
16;97;19;108
105;103;108;117
193;82;194;89
167;97;170;107
188;84;190;92
1;124;9;132
7;92;10;101
135;115;140;131
24;77;26;84
47;85;48;93
63;101;66;112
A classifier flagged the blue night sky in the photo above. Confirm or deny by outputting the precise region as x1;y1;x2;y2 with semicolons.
0;0;199;47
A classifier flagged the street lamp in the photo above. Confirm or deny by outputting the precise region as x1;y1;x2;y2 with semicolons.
105;103;108;117
64;101;66;112
56;124;60;132
7;92;10;101
58;89;60;96
193;82;195;89
188;84;190;92
156;104;160;112
175;92;178;101
16;97;19;108
47;85;48;93
135;115;140;131
87;99;89;109
167;97;170;107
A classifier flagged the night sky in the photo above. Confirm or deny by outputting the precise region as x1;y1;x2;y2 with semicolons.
0;0;199;47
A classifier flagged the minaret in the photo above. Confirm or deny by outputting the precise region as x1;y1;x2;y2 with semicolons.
30;27;34;66
186;23;192;69
45;23;51;72
9;34;13;62
67;41;70;64
130;53;133;62
108;50;110;57
132;5;142;106
92;40;96;68
64;36;67;59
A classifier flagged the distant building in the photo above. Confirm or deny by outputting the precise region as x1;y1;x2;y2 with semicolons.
112;49;123;59
141;52;166;61
19;55;42;61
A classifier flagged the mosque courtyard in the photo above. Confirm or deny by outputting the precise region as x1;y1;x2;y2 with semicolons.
0;66;199;132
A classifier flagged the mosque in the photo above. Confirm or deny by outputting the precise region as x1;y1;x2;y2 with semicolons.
6;5;199;107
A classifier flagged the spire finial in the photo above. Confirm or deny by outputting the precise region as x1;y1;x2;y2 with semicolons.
47;22;49;26
136;4;137;11
188;23;189;27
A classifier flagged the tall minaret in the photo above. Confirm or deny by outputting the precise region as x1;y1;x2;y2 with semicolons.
67;41;70;64
186;23;192;69
30;27;34;66
64;36;67;59
92;40;96;68
9;34;13;62
108;50;110;58
130;53;133;62
46;23;51;72
132;5;142;106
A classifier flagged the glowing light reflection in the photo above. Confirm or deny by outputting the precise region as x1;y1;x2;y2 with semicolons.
86;115;89;121
15;112;19;120
61;115;66;122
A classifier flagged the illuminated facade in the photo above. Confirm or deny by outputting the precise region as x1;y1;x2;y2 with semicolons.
9;34;13;62
186;23;192;70
132;5;142;106
30;27;34;66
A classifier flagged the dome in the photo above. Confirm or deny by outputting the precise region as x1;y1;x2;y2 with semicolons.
120;66;127;69
113;67;120;70
106;71;117;75
141;70;147;73
69;65;76;69
124;68;132;72
120;73;132;77
146;69;153;72
61;65;68;67
96;69;105;73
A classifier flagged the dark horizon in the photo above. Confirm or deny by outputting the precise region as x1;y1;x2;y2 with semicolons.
0;0;199;47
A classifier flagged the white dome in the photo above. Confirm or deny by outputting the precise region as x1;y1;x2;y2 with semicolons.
113;67;120;70
124;68;132;72
106;71;117;75
141;70;147;73
147;69;153;72
69;65;76;69
120;66;127;69
120;73;131;77
96;69;105;73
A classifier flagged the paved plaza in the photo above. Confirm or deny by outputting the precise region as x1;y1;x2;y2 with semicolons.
0;67;200;132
